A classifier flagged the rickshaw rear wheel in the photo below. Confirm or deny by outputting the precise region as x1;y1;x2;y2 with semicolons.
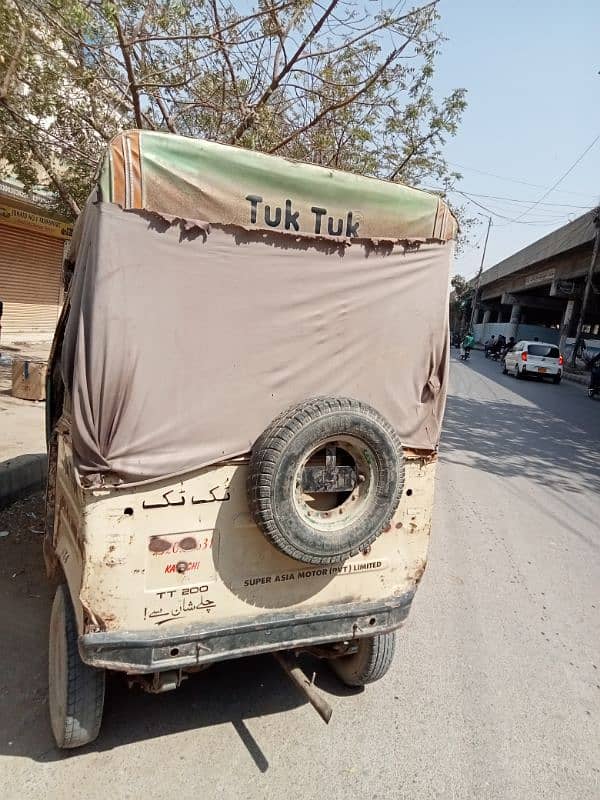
49;584;105;749
329;632;396;687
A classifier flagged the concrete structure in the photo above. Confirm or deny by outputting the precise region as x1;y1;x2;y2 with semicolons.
471;210;600;349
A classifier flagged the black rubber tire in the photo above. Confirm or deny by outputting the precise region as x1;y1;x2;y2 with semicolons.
247;397;404;564
515;365;523;380
553;374;561;384
48;584;105;749
502;362;508;374
329;633;396;686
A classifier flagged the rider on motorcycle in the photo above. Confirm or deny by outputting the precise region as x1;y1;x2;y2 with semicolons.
484;335;496;358
490;334;506;359
500;336;516;361
461;331;475;360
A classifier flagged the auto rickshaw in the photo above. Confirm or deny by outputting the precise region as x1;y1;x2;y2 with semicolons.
44;130;457;747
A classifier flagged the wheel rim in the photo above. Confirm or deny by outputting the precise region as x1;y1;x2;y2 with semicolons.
48;590;68;745
293;436;376;533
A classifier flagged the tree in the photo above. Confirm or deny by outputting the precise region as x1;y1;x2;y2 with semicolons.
0;0;467;221
449;274;471;334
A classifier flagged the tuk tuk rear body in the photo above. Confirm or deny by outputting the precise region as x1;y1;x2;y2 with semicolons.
45;131;456;746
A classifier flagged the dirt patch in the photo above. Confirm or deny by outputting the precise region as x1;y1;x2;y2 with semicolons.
0;492;54;757
0;492;47;589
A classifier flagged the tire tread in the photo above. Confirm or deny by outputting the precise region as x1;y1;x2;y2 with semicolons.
247;397;404;564
331;632;396;686
49;585;105;749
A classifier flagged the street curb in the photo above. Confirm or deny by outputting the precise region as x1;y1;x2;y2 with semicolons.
563;371;589;386
0;453;47;510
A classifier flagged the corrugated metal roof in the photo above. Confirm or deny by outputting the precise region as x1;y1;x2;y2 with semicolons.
479;209;597;287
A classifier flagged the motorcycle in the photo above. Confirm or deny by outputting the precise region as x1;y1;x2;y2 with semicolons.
484;342;500;359
459;348;471;361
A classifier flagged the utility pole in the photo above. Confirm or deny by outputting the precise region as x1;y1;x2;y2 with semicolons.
570;207;600;367
469;215;492;331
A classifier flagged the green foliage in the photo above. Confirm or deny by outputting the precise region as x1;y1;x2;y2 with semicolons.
449;273;473;331
0;0;467;224
451;274;470;300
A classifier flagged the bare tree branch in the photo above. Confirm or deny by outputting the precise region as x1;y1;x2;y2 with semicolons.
0;1;26;100
209;0;243;113
388;129;439;180
153;94;179;133
129;3;295;45
268;43;408;154
230;0;341;143
113;13;144;128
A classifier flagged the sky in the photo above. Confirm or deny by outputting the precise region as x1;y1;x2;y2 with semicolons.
432;0;600;278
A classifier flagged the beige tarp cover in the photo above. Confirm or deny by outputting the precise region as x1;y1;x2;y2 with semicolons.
60;133;455;485
62;202;452;485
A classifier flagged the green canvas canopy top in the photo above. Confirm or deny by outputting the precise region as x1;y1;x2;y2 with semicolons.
95;130;457;243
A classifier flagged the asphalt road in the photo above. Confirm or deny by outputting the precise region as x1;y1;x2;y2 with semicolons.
1;351;599;799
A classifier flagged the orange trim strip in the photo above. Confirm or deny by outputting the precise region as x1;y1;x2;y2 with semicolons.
110;136;126;207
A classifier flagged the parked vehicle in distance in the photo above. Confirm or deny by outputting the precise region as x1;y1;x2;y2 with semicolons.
503;341;563;383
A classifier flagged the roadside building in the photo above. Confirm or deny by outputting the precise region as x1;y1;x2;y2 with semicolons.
0;179;72;341
472;210;600;350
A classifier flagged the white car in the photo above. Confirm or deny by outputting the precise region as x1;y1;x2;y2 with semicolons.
503;340;563;384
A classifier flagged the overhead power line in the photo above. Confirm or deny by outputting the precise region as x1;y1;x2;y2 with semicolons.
456;191;592;209
505;132;600;223
447;161;594;198
453;190;591;226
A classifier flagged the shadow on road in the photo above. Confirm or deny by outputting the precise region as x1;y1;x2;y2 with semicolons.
0;495;352;770
441;393;600;495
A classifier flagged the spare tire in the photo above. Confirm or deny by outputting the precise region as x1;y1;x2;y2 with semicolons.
247;397;404;564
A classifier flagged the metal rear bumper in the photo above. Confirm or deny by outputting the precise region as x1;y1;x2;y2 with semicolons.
78;592;414;672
